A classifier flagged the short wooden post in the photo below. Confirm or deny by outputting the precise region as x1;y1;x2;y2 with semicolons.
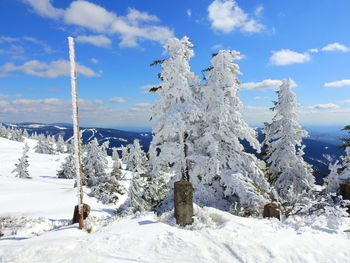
174;180;193;226
263;203;280;220
72;203;91;224
340;183;350;213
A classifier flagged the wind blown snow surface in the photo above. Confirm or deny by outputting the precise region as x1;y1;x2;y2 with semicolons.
1;137;350;262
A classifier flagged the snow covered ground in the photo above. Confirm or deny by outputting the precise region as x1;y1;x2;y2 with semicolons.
1;137;350;262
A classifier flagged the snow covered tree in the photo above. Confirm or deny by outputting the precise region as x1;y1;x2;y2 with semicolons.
12;143;30;179
325;147;350;194
112;147;122;169
91;165;125;205
129;172;148;212
22;129;29;138
34;134;55;154
126;140;148;173
82;138;108;187
0;124;9;138
120;145;129;164
263;79;315;201
10;128;24;142
149;36;200;183
57;153;76;179
143;164;169;210
194;50;270;215
56;134;66;153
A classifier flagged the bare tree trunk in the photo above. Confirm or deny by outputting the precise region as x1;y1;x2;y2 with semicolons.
68;37;84;230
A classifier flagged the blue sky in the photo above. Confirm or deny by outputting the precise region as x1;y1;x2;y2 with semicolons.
1;0;350;128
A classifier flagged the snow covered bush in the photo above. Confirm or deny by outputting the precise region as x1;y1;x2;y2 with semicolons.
57;153;76;179
9;128;24;142
112;147;122;169
128;165;169;213
34;134;55;154
91;166;125;205
263;79;315;202
12;143;30;179
325;146;350;195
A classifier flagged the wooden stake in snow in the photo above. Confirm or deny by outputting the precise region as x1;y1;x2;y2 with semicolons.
174;131;193;226
68;36;84;230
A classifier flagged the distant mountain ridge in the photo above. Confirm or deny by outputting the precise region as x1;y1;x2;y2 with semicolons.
1;122;152;153
2;122;347;183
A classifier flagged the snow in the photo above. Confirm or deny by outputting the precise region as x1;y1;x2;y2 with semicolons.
1;137;350;262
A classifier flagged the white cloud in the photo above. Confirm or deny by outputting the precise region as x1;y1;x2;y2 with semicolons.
269;49;310;66
187;9;192;17
338;99;350;104
90;58;98;64
129;103;152;112
0;93;22;99
1;59;100;78
0;36;54;58
254;6;264;17
24;0;173;48
308;103;340;110
108;97;126;103
241;79;284;90
208;0;264;33
23;0;64;19
308;48;319;53
322;42;349;52
76;35;112;47
0;97;153;126
324;79;350;87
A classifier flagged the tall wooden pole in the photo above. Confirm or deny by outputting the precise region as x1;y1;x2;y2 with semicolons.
68;36;84;229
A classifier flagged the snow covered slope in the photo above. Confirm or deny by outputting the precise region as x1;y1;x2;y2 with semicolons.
1;137;350;263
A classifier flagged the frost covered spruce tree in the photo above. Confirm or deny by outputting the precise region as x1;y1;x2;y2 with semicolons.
56;134;66;153
82;138;108;187
9;128;24;142
128;163;169;212
34;134;55;154
126;140;148;173
196;50;270;214
129;172;148;212
149;36;200;184
91;165;125;205
57;153;76;179
263;79;315;201
326;147;350;194
12;143;30;179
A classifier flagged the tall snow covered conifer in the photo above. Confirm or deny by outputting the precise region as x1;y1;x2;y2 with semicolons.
263;79;315;200
196;50;270;214
149;36;200;181
12;143;30;179
126;140;148;173
82;138;108;187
